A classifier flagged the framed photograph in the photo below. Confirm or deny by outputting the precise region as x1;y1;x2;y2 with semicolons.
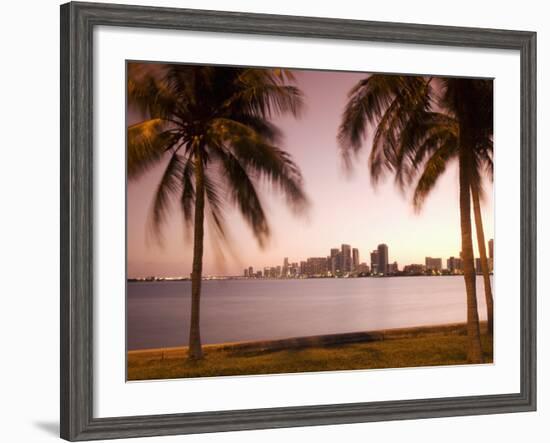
60;1;536;440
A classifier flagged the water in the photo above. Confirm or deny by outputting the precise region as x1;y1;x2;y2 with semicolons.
127;276;489;350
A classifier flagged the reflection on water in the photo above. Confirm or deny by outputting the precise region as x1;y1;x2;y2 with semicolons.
127;276;489;350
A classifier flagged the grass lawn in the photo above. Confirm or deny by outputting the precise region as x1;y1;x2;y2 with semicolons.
127;327;493;381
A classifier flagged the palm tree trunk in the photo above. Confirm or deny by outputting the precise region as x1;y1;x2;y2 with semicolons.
471;184;494;336
188;147;205;360
458;139;483;363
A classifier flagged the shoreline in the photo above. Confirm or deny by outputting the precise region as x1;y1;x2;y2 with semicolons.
128;321;492;381
128;321;489;357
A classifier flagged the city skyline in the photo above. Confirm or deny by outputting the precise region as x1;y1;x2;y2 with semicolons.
127;69;494;278
131;238;493;279
241;238;493;279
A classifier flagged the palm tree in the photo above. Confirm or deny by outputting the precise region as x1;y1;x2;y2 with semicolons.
407;114;494;337
467;79;494;336
442;79;494;342
127;64;309;360
338;75;493;362
401;96;494;338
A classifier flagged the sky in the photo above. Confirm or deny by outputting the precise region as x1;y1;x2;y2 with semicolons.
127;68;494;278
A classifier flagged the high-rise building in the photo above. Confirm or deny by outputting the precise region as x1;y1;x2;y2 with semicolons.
447;256;463;274
305;257;328;276
330;248;340;275
341;244;352;273
282;257;289;277
370;250;379;274
352;248;360;271
425;257;443;272
248;266;253;277
243;269;248;277
388;261;399;274
377;244;389;275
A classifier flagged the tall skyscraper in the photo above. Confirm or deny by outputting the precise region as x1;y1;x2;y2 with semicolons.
425;257;443;271
305;257;328;276
370;250;379;274
352;248;360;271
447;256;463;273
248;266;253;277
341;244;352;273
282;257;289;277
377;244;389;275
330;248;340;275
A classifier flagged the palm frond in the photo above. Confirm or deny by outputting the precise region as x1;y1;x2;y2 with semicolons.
477;140;493;182
368;96;407;183
469;148;487;203
226;69;305;119
213;148;270;248
412;141;457;211
209;118;309;214
127;63;180;120
339;74;429;178
223;115;283;144
371;79;434;186
127;118;176;179
397;112;458;186
203;173;226;241
147;153;186;241
203;170;238;265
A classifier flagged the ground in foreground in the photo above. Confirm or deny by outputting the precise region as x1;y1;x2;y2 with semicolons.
128;327;493;381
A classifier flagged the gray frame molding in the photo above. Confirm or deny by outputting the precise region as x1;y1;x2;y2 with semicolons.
60;1;536;441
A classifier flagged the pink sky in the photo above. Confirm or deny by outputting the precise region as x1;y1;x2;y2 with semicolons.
127;68;494;278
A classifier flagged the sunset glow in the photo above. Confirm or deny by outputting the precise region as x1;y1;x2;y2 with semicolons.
127;68;494;278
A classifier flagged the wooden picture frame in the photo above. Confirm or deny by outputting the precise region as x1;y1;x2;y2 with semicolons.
60;1;536;440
